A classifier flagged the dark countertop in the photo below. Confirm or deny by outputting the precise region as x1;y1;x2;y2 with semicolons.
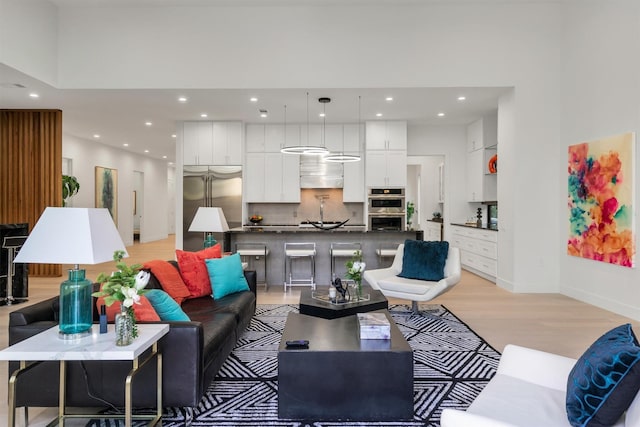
228;226;419;234
450;222;498;231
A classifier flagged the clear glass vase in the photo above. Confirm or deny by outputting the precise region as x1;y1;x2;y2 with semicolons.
115;304;134;346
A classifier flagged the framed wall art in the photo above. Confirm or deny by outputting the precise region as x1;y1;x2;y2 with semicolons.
95;166;118;226
567;132;635;268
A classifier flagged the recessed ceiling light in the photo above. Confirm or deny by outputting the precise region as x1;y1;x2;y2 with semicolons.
457;96;466;101
162;155;167;159
259;109;268;118
200;113;208;118
171;134;177;138
385;97;393;101
319;113;326;118
144;149;149;153
376;113;383;117
29;93;39;98
145;121;152;126
437;112;445;117
250;97;258;102
123;143;129;147
93;134;100;139
178;96;187;103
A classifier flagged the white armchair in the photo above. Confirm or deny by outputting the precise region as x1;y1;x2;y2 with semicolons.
441;344;640;427
363;243;461;314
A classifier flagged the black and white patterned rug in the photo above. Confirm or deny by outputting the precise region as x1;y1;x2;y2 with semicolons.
90;304;500;427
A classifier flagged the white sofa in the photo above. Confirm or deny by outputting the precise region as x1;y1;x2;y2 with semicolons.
441;344;640;427
362;244;461;313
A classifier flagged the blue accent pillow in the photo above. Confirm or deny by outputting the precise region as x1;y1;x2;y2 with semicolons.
398;239;449;281
144;289;190;321
205;253;250;300
566;323;640;427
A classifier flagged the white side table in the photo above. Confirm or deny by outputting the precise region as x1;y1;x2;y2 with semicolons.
0;323;169;427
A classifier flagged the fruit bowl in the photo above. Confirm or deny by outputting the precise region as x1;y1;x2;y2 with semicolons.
249;215;263;224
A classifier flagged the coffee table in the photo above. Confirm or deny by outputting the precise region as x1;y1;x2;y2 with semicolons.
278;311;413;421
299;284;388;319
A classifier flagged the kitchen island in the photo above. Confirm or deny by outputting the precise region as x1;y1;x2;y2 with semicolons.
226;226;422;288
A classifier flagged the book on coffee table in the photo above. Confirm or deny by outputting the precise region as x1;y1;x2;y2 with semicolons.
357;312;391;339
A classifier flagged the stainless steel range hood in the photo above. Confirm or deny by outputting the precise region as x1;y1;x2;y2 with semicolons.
299;155;344;188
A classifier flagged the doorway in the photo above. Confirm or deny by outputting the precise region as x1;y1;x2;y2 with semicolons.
133;171;143;242
406;156;445;230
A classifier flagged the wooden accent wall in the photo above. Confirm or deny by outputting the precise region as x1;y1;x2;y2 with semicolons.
0;110;63;276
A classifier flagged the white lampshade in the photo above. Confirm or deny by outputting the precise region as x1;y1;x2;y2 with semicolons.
13;207;128;265
188;207;229;233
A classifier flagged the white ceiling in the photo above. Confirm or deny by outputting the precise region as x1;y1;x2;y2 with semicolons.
0;64;508;163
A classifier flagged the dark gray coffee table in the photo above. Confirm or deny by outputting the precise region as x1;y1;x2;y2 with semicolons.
278;311;413;421
299;284;388;319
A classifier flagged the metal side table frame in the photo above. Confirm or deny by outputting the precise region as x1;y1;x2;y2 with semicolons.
1;324;169;427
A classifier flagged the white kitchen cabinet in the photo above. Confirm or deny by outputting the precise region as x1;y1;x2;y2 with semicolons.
183;121;242;165
212;122;242;165
244;153;266;202
366;150;407;187
466;113;497;152
323;124;343;152
424;221;442;241
183;121;214;165
245;152;300;203
246;124;266;152
366;121;407;150
265;125;285;152
343;124;363;152
451;225;497;281
343;154;365;202
299;124;324;149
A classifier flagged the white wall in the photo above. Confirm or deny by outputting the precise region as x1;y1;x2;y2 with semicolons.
0;0;58;85
559;0;640;320
62;134;170;246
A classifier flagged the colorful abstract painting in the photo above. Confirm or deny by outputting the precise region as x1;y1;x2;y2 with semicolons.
568;132;635;267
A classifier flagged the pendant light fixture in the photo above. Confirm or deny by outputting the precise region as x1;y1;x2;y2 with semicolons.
325;95;362;163
281;92;329;155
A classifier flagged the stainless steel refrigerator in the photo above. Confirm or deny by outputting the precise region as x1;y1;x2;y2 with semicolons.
183;165;243;252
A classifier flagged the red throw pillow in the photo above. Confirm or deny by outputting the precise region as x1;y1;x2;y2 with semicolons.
143;260;191;305
175;244;222;298
96;295;160;322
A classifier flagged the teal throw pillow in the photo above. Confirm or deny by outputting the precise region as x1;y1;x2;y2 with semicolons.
398;239;449;281
205;253;250;299
144;289;190;321
566;323;640;427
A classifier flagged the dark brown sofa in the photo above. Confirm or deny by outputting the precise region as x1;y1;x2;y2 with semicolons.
7;265;256;411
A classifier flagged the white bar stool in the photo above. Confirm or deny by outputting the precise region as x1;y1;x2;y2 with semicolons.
235;242;269;291
284;242;316;291
376;242;400;267
330;242;362;281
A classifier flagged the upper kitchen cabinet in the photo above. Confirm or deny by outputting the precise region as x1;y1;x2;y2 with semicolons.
245;124;265;152
244;152;300;202
365;121;407;187
366;150;407;187
212;122;243;165
466;113;497;152
366;121;407;150
183;121;242;165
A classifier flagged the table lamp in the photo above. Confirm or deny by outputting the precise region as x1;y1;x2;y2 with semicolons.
188;207;229;248
13;207;127;339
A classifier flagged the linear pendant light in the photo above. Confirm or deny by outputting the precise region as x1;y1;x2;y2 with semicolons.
281;92;329;155
325;95;362;163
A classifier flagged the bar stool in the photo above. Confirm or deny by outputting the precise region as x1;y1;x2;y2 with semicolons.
330;242;362;281
376;242;400;267
284;242;316;291
235;242;269;291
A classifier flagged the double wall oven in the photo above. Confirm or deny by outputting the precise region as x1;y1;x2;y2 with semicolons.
368;188;405;231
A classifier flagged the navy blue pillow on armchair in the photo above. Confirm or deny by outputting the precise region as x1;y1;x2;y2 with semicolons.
398;239;449;281
566;323;640;427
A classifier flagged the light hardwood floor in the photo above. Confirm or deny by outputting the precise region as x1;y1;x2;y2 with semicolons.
1;235;638;425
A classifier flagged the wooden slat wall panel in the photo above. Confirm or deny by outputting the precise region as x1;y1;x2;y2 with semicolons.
0;110;62;276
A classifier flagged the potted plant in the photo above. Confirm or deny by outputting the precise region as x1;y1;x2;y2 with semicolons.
406;201;415;230
62;175;80;207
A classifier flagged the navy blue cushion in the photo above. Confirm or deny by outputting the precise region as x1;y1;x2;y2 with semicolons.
566;323;640;427
397;239;449;281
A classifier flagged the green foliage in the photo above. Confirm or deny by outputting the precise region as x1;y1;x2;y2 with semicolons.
406;201;415;223
62;175;80;206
